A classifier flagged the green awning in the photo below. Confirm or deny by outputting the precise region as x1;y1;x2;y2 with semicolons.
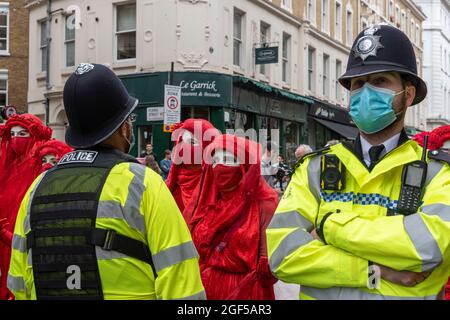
234;76;313;105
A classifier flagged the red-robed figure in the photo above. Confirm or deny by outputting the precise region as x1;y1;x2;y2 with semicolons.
189;134;278;300
414;125;450;301
166;119;219;222
0;114;52;300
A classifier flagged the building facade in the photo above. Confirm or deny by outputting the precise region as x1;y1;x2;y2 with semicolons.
414;0;450;130
0;0;29;120
24;0;426;160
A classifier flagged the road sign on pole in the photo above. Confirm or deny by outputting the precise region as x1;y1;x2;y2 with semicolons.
163;85;182;132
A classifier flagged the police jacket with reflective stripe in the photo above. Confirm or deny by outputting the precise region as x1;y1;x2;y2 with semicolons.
8;148;206;300
266;137;450;300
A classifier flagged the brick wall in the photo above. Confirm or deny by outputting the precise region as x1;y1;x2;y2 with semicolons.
0;0;29;113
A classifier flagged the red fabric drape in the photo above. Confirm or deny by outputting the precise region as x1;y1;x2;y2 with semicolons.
189;135;278;300
0;114;52;300
166;119;219;222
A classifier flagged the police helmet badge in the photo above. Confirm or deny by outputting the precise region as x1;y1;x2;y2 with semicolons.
354;25;384;61
75;63;95;75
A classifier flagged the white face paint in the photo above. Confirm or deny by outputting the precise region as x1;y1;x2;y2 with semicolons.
212;149;240;168
10;125;30;138
181;131;199;146
42;154;57;165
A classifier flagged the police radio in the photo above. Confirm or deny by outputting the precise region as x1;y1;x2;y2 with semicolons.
321;154;345;191
397;136;429;215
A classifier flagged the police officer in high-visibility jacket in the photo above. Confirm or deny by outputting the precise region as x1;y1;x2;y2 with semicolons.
267;24;450;300
8;63;206;300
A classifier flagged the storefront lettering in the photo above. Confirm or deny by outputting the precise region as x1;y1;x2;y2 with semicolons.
179;80;218;92
315;107;335;120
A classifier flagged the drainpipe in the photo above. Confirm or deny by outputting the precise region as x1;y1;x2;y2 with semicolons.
45;0;52;126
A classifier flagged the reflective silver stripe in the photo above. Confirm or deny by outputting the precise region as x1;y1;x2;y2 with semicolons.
307;156;322;203
404;213;443;271
95;247;129;260
24;173;47;234
421;204;450;222
28;249;32;266
97;201;145;234
12;234;27;253
425;161;444;187
301;286;437;300
268;210;313;231
269;228;314;272
153;241;199;272
96;163;147;234
7;274;26;292
171;290;207;300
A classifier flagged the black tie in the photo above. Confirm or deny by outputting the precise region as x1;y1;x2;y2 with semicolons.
368;145;385;169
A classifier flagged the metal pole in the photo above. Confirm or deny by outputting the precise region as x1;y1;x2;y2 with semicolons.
169;61;174;85
45;0;52;126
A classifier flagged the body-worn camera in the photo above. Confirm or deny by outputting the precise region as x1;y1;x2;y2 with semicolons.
321;154;345;191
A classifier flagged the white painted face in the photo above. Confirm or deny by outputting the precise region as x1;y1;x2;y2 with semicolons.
212;149;240;168
181;131;199;146
42;154;57;165
10;125;30;138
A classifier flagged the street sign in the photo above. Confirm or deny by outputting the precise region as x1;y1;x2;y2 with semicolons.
255;47;279;65
5;106;17;119
163;85;182;132
147;107;164;121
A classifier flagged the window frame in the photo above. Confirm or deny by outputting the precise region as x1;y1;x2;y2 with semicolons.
40;19;48;72
322;0;329;33
282;32;291;84
335;0;342;41
281;0;292;13
0;70;8;108
0;3;9;55
307;0;316;25
114;1;137;62
64;12;76;67
259;21;270;77
335;59;342;102
323;53;330;98
346;8;353;46
233;8;244;68
308;46;316;93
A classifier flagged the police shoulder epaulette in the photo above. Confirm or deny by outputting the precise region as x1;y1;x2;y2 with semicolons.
292;146;331;171
428;150;450;165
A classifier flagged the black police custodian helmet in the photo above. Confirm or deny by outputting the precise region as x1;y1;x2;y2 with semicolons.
63;63;138;148
339;24;427;106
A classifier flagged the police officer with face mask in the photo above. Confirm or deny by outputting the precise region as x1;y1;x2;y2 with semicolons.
8;63;205;300
267;24;450;300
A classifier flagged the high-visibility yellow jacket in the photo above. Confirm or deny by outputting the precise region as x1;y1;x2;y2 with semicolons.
8;161;206;300
267;139;450;300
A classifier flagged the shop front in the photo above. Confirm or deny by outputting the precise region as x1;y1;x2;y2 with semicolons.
120;71;313;165
307;99;358;149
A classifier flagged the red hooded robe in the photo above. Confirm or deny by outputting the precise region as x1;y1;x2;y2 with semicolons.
414;125;450;300
166;119;219;222
0;114;52;300
189;134;278;300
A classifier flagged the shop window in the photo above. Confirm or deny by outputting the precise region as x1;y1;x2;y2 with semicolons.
257;116;280;152
181;106;210;121
138;125;153;157
224;109;254;132
283;121;299;165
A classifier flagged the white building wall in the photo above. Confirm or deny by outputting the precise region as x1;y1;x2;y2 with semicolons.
415;0;450;130
25;0;304;141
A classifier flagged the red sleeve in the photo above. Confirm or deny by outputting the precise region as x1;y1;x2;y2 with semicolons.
259;199;277;257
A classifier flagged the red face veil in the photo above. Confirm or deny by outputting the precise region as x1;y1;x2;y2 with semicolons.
165;119;220;221
0;114;52;300
189;134;278;300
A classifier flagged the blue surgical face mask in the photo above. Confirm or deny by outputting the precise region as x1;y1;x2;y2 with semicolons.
349;83;405;134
